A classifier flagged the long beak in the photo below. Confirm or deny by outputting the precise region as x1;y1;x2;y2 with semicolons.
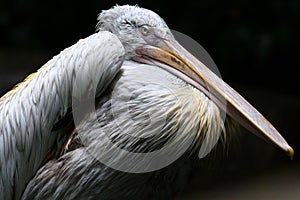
134;39;294;159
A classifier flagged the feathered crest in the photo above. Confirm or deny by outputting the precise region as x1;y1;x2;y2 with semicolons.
96;5;140;32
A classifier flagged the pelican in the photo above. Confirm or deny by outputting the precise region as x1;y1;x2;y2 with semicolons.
0;5;293;200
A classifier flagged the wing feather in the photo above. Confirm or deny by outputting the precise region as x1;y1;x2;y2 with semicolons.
0;31;125;200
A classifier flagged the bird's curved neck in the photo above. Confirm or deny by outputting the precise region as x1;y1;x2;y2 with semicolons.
0;32;124;200
0;53;76;200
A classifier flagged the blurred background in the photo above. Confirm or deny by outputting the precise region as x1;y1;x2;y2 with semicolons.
0;0;299;199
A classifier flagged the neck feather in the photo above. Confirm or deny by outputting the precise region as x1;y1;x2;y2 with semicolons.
0;31;124;200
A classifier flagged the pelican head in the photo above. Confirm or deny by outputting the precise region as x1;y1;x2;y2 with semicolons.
97;5;172;58
96;5;293;157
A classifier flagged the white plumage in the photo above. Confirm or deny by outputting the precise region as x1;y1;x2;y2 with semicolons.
0;5;293;200
0;32;124;199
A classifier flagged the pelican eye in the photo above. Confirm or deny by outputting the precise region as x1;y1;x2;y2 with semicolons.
139;25;150;36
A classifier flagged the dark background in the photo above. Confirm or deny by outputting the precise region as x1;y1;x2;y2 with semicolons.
0;0;299;199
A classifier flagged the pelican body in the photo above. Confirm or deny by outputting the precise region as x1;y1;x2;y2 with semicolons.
0;5;293;200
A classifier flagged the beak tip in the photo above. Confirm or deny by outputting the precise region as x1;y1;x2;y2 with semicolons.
287;147;294;160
